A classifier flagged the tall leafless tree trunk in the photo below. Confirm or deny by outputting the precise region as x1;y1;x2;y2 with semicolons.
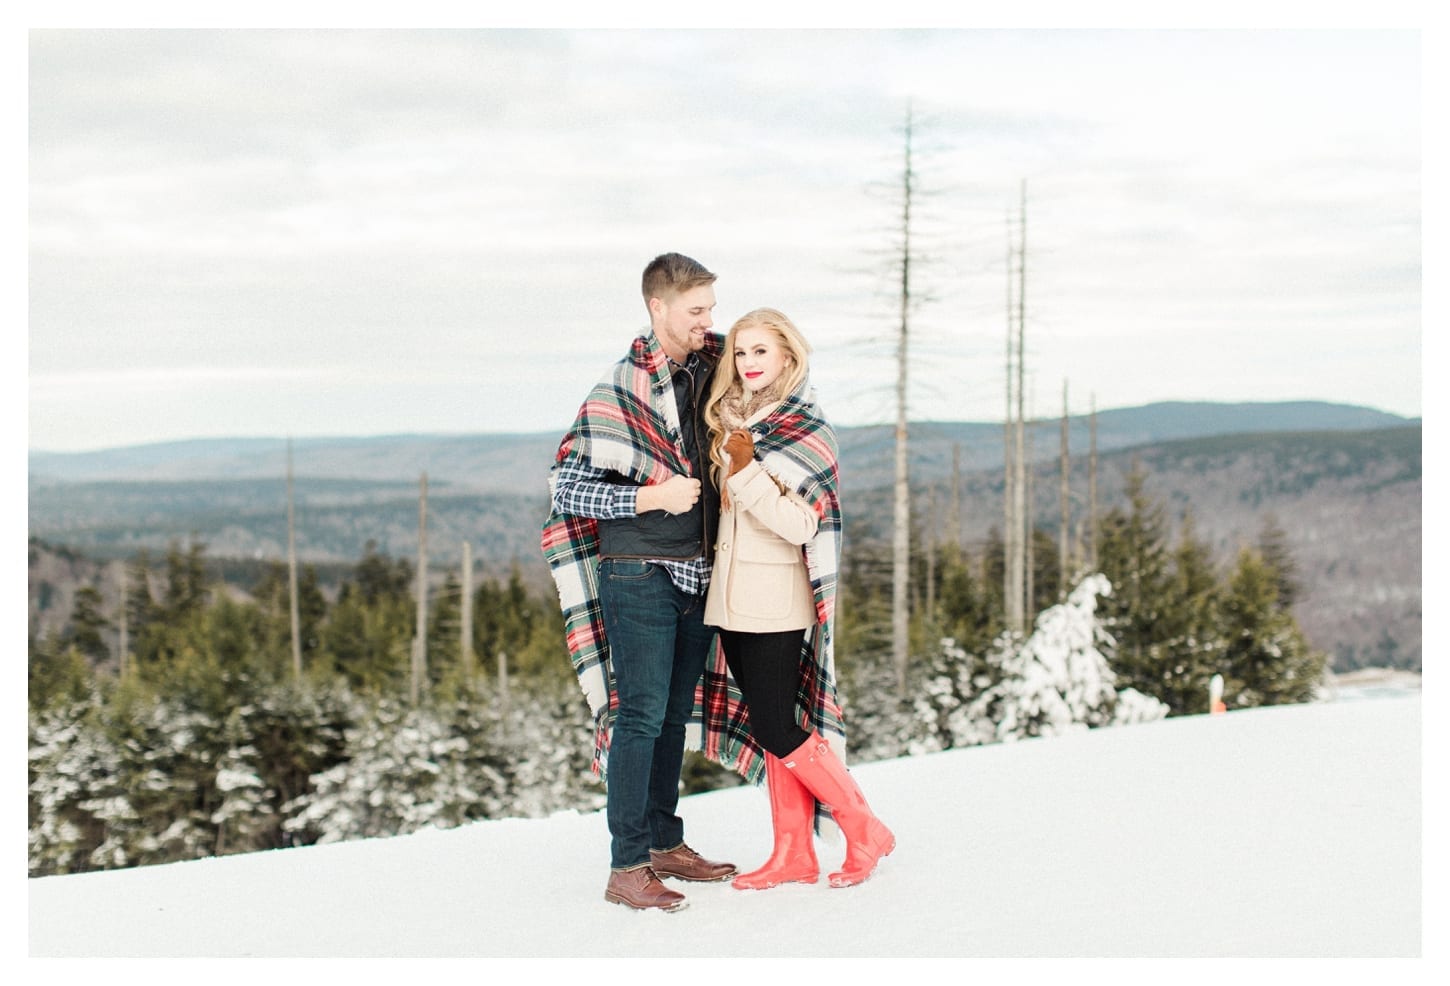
117;563;128;678
287;439;302;679
925;487;938;624
1015;182;1029;631
460;540;475;682
1025;379;1034;619
1004;180;1030;634
950;442;963;550
1089;393;1099;571
1059;380;1071;598
1003;208;1019;631
411;472;428;705
890;104;917;696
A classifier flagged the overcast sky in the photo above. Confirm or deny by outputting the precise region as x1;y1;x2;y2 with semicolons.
25;25;1423;453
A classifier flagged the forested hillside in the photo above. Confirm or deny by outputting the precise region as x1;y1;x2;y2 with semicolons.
28;410;1421;672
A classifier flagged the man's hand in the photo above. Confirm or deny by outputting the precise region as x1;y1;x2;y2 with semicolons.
724;430;755;478
636;474;702;515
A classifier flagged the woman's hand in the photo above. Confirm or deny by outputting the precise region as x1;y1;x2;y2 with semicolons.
720;429;755;512
724;430;755;477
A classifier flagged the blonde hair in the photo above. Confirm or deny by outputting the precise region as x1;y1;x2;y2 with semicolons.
703;307;813;482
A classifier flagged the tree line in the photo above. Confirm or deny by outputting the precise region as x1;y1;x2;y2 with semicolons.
28;468;1324;876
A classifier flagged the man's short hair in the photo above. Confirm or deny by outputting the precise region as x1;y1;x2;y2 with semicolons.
641;253;717;305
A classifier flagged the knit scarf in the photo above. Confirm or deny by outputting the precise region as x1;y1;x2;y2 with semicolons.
717;380;785;435
542;331;771;782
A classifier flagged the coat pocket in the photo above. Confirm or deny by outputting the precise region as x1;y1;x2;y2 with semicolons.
735;535;803;565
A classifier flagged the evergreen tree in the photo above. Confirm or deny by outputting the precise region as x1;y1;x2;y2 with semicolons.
322;544;416;695
161;539;210;621
838;649;926;762
1094;466;1176;702
281;697;472;843
102;687;220;866
911;635;987;753
29;697;121;874
65;585;111;664
473;565;569;682
1220;547;1326;707
28;635;93;712
1153;512;1228;714
210;743;275;857
320;591;413;696
428;571;463;687
1029;524;1063;613
251;561;327;668
1255;513;1302;608
350;540;413;605
905;575;1172;756
964;575;1169;744
124;550;159;661
934;542;999;659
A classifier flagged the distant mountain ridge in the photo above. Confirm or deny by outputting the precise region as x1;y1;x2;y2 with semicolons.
28;400;1412;490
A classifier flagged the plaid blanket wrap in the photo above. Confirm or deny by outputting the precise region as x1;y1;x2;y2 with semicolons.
540;331;846;787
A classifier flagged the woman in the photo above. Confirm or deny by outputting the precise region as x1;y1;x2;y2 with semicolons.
703;307;895;890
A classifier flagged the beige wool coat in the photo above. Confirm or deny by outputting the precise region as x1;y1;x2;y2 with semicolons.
703;458;820;633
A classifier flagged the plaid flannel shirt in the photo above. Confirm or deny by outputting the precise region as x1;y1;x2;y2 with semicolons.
549;456;712;595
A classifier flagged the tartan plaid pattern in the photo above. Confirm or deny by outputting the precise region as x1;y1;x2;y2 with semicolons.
541;330;846;788
541;331;728;776
549;454;711;594
726;383;847;750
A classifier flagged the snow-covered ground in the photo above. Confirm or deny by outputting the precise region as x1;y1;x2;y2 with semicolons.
26;691;1430;970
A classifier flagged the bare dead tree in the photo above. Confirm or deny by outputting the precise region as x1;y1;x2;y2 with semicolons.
1003;207;1019;630
411;472;428;705
1025;376;1035;619
1089;393;1099;570
1059;380;1071;598
925;486;938;623
1015;181;1029;631
951;442;963;550
460;540;475;682
889;102;918;696
1004;181;1030;633
286;439;302;679
117;563;129;678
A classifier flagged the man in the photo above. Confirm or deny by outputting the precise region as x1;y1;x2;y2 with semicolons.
541;253;738;912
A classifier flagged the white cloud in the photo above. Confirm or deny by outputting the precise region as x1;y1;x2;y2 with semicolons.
26;27;1423;450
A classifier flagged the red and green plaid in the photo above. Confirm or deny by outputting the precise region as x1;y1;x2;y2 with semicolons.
541;331;845;787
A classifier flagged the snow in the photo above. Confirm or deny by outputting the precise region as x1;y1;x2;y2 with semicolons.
25;693;1432;972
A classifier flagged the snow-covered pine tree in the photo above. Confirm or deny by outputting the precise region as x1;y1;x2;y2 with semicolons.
966;575;1168;743
839;651;928;762
281;698;469;843
210;743;274;857
29;697;115;875
911;636;989;752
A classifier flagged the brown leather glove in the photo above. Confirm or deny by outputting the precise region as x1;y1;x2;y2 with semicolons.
720;429;755;512
724;429;755;478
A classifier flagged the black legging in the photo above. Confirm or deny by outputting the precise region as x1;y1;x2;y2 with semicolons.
718;628;813;759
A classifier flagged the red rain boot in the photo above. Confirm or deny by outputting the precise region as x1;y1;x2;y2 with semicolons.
732;754;820;890
782;733;895;888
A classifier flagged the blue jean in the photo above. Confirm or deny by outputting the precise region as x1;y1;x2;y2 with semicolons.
598;559;715;869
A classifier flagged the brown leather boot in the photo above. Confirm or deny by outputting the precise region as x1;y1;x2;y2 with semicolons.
782;733;895;888
648;842;737;882
604;864;687;911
